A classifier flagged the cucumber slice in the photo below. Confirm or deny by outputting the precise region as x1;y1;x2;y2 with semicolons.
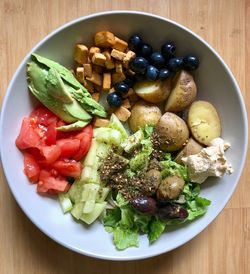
83;139;99;168
96;142;110;159
95;187;110;202
93;128;122;146
68;179;84;203
83;200;95;214
81;167;98;184
58;193;73;213
81;183;100;201
71;202;84;219
121;129;144;153
109;114;128;141
80;202;107;225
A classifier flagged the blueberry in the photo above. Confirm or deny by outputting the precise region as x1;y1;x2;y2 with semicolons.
123;77;136;88
158;68;173;80
129;57;148;74
183;54;199;71
128;34;142;51
150;52;165;68
168;57;183;72
161;42;176;59
140;43;153;57
114;82;129;94
107;92;122;107
146;65;159;81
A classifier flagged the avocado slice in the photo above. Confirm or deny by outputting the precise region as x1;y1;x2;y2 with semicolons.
46;68;73;103
32;53;107;117
56;120;89;132
27;61;91;123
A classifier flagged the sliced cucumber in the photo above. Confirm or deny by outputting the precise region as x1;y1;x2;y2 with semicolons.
83;139;99;168
95;187;110;202
80;202;107;225
96;142;110;159
81;183;100;201
82;200;96;214
68;179;84;203
109;113;128;141
81;167;98;184
71;202;84;219
58;193;73;213
94;128;122;146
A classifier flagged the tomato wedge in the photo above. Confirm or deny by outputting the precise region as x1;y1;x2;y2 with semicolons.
23;153;40;182
56;139;80;158
73;125;93;161
16;118;41;150
37;169;70;194
52;160;82;178
40;145;61;164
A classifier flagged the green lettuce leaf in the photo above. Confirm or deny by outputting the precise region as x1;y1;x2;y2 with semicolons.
113;227;139;250
160;153;188;180
148;218;166;243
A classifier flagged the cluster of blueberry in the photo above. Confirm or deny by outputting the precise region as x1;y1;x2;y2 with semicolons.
129;34;199;81
107;34;199;108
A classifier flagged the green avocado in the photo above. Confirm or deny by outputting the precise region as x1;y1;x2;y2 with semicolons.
32;53;107;118
56;120;89;132
27;61;91;123
46;68;73;103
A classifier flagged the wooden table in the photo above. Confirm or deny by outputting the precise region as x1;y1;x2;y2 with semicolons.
0;0;249;273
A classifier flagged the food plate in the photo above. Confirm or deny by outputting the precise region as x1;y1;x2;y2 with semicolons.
0;11;248;260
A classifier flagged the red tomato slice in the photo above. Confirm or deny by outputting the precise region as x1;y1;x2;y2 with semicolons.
40;145;61;164
52;160;82;178
30;106;57;126
45;119;57;145
73;135;92;161
23;153;40;183
74;124;93;140
56;139;80;158
72;125;93;161
37;169;70;194
16;118;41;150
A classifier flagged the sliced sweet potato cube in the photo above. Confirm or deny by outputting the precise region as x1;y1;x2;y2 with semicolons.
114;106;131;122
74;44;88;64
86;71;102;86
103;72;111;91
83;64;92;78
95;31;116;48
89;47;101;59
111;49;126;61
113;36;128;52
93;118;110;128
92;53;106;67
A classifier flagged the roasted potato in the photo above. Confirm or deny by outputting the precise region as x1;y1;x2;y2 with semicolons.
155;112;189;152
188;100;221;145
134;79;171;103
175;137;203;164
165;70;197;112
128;101;162;132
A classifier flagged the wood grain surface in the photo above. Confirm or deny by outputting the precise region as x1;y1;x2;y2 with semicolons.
0;0;249;273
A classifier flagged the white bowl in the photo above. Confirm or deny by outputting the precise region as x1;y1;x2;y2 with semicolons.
0;11;248;261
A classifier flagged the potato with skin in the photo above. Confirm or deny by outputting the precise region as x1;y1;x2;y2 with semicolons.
175;138;203;164
129;101;162;132
165;70;197;112
188;100;221;145
155;112;189;152
134;79;171;103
